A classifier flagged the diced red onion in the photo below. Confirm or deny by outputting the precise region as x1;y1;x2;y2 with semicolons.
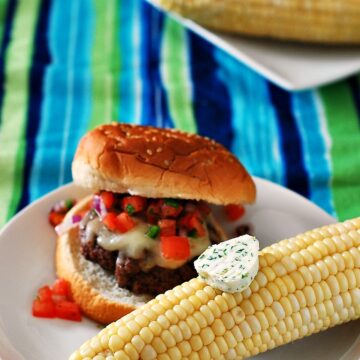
72;214;82;223
92;195;108;219
55;215;82;235
92;196;101;213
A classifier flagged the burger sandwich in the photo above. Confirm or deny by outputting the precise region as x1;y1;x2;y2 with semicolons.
56;123;256;324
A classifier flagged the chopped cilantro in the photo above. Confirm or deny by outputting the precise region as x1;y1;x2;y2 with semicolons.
164;199;179;208
146;225;160;239
126;204;135;215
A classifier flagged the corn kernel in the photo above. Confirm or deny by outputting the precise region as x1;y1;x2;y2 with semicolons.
140;345;157;360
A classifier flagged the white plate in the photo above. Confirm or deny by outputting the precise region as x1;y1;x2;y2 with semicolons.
0;178;359;360
147;0;360;91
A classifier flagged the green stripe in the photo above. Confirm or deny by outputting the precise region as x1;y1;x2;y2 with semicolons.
0;0;40;226
0;0;9;41
319;81;360;221
161;18;197;133
88;0;120;130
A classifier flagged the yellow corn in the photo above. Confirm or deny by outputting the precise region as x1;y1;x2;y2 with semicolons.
154;0;360;44
71;218;360;359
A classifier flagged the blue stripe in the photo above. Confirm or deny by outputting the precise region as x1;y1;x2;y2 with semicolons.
215;50;285;184
0;0;17;128
268;84;310;198
139;2;172;128
59;0;92;184
29;0;93;200
292;91;334;214
188;32;232;148
17;0;52;211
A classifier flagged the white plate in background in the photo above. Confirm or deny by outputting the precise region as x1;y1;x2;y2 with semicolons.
147;0;360;91
0;179;359;360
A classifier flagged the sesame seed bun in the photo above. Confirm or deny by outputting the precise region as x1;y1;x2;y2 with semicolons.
72;123;255;205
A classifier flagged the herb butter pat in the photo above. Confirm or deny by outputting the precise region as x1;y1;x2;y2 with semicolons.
194;235;259;293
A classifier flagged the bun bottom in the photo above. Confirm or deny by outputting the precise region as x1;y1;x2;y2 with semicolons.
55;197;152;324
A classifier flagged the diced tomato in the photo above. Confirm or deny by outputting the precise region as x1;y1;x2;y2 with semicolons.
146;201;162;224
160;236;190;260
52;278;71;299
32;299;56;318
122;196;147;215
179;212;205;237
48;211;65;227
116;212;136;233
161;201;183;218
224;204;245;222
38;286;52;302
188;215;206;237
100;191;115;209
159;219;176;236
103;212;119;231
197;201;212;216
178;213;192;228
55;301;82;322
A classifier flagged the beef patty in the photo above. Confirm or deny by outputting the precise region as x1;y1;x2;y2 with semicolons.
80;224;197;295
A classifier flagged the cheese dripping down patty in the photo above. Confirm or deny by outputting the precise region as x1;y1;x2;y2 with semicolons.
85;217;212;270
194;235;259;293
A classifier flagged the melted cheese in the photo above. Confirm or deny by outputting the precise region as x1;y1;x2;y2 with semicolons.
97;222;155;259
87;217;211;269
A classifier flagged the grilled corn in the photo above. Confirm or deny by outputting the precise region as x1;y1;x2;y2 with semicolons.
71;218;360;359
153;0;360;44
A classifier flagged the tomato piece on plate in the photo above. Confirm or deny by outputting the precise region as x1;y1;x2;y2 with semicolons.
224;204;245;221
159;219;176;236
55;301;82;322
32;299;56;318
161;236;190;260
100;191;115;209
52;278;71;298
38;286;53;302
103;212;119;232
116;212;136;233
48;211;65;227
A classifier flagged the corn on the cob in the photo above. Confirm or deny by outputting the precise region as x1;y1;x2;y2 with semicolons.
71;218;360;360
152;0;360;44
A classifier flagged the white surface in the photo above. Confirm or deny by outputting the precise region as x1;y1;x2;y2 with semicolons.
0;178;359;360
147;0;360;91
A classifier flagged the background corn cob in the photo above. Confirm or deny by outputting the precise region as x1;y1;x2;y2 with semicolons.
152;0;360;44
71;218;360;360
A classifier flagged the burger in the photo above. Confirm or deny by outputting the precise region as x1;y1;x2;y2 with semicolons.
56;123;256;324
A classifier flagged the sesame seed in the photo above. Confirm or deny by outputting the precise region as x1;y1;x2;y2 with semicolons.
156;147;163;153
152;136;157;141
146;149;153;155
164;160;170;166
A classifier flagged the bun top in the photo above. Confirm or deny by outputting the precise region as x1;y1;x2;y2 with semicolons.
72;123;256;205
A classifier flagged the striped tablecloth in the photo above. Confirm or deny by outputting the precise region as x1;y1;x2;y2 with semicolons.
1;0;360;228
